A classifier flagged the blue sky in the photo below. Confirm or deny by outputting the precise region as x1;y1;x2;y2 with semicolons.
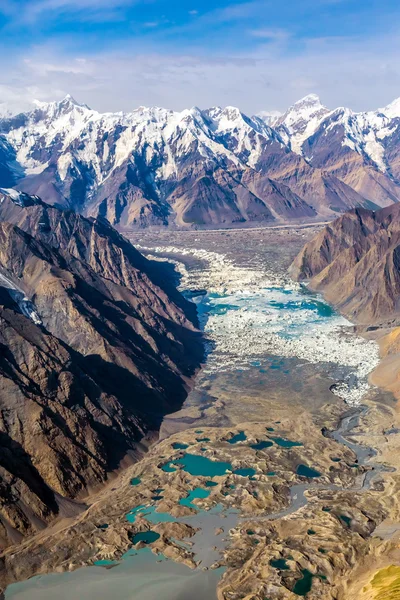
0;0;400;113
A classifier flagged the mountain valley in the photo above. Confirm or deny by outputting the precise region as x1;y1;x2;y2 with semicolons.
1;95;400;600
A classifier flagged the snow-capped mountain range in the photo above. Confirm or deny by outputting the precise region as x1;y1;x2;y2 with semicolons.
1;93;400;228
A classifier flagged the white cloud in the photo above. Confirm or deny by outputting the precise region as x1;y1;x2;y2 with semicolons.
2;31;400;116
2;0;137;24
248;28;289;41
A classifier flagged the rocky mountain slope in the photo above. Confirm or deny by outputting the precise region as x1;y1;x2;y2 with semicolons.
290;203;400;324
2;94;400;228
0;189;202;547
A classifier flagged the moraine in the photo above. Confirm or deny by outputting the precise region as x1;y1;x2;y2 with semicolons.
4;225;386;600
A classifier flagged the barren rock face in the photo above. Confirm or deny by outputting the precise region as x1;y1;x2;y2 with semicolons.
0;191;203;547
290;204;400;324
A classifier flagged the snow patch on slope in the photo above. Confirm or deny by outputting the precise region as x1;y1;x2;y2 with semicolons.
0;271;42;325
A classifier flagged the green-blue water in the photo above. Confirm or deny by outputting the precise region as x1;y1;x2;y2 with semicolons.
179;487;210;509
174;453;231;477
296;465;321;478
126;504;175;524
292;569;315;596
270;558;290;570
161;462;177;473
269;299;334;318
271;437;303;448
131;531;160;545
251;440;273;450
172;442;189;450
233;467;256;477
227;431;247;444
171;453;256;479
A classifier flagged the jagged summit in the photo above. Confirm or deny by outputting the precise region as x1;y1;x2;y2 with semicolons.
381;96;400;119
1;93;400;228
293;93;323;106
31;95;92;121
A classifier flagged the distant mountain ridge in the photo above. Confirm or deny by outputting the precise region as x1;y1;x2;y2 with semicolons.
2;94;400;227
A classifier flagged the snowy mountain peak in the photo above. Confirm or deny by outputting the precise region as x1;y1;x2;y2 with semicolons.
2;92;400;229
32;95;91;120
256;110;282;125
0;188;41;207
381;97;400;119
293;93;322;107
273;93;331;153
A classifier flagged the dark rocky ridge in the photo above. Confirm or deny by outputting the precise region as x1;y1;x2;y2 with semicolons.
0;191;203;546
290;203;400;324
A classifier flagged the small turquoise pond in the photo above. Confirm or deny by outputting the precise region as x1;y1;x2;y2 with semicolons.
205;480;218;487
296;464;321;478
174;453;231;477
251;440;273;450
126;504;175;524
270;558;289;570
172;442;189;450
234;467;256;477
132;530;160;545
266;427;275;432
271;437;303;448
179;487;210;509
196;437;210;442
93;559;118;567
339;514;352;526
172;452;256;479
161;462;177;473
292;569;319;596
130;477;141;486
266;471;276;476
227;431;247;444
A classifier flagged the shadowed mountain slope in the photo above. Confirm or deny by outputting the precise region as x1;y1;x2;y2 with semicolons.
0;190;203;546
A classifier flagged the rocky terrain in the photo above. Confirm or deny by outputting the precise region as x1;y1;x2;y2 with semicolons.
2;94;400;228
286;207;400;597
0;189;203;548
0;224;397;600
2;217;400;600
290;202;400;325
0;406;377;598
